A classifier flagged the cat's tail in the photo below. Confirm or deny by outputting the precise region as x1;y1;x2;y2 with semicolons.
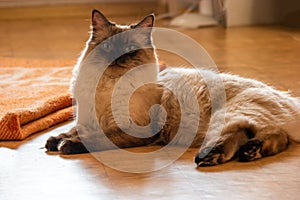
297;98;300;113
285;97;300;142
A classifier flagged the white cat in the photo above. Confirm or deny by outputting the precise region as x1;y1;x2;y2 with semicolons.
46;10;300;166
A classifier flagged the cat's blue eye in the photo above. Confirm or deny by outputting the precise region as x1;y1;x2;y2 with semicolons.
124;45;137;53
101;42;112;51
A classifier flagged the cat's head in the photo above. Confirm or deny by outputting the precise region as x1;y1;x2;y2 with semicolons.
82;9;158;70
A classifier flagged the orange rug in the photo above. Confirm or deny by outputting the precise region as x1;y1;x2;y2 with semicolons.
0;57;76;140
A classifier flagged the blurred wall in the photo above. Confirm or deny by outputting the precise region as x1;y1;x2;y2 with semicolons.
226;0;300;27
0;0;157;20
0;0;155;8
280;0;300;27
226;0;280;27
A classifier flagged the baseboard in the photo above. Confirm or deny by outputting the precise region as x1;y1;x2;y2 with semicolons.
0;1;158;20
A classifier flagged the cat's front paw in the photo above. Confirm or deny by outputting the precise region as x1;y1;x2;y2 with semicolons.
195;145;226;167
238;140;263;162
58;139;88;155
45;136;60;151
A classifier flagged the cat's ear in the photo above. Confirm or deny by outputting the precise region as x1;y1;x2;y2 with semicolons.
92;9;111;30
134;14;155;28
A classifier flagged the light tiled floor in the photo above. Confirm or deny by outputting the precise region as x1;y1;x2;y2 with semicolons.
0;13;300;200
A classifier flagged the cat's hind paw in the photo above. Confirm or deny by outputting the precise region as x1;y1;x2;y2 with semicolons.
238;140;263;162
195;145;226;167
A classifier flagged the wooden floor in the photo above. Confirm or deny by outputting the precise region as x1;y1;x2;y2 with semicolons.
1;12;300;200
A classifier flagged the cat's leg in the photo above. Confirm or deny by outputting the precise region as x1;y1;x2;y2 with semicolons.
195;118;254;166
195;123;289;166
45;126;88;154
238;126;289;162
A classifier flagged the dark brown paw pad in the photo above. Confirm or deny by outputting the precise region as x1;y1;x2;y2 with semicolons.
58;140;88;155
238;140;263;162
195;145;225;167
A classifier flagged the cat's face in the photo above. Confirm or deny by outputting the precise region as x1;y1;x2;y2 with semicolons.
83;10;157;70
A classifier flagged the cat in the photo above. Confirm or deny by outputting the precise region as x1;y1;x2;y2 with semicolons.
45;9;300;166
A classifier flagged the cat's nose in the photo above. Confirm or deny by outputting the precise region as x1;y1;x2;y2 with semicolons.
107;51;120;63
109;48;124;58
110;60;116;65
117;56;126;64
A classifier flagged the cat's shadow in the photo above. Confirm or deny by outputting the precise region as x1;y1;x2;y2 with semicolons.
45;143;300;174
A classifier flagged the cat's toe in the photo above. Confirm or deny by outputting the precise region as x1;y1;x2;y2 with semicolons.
195;146;226;167
45;136;60;151
238;140;263;162
58;139;89;155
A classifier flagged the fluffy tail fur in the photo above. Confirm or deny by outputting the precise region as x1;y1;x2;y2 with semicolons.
285;98;300;142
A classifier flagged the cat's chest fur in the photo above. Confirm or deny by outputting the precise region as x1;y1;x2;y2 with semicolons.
73;58;162;137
